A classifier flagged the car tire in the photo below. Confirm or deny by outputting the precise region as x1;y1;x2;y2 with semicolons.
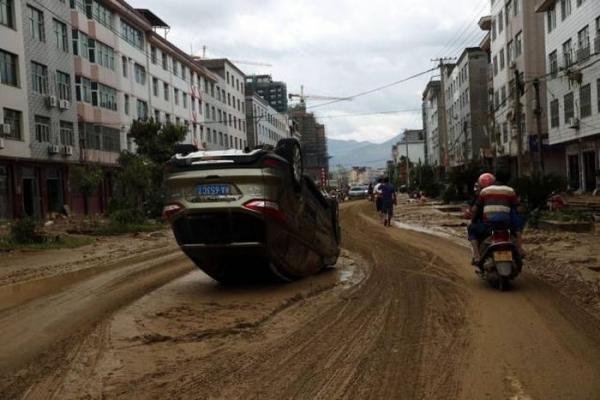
275;139;303;191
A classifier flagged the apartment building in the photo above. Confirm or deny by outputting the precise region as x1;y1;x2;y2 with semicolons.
290;103;329;184
422;80;447;168
392;130;426;166
196;59;248;150
245;93;290;148
0;0;31;219
0;0;221;219
245;74;288;113
444;48;490;167
536;0;600;192
490;0;548;175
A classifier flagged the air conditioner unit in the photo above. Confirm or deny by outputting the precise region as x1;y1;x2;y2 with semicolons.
1;123;10;135
59;99;70;110
47;95;58;108
48;144;60;154
568;117;580;129
0;138;5;149
62;145;74;156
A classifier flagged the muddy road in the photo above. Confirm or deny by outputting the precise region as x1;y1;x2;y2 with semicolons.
1;201;600;399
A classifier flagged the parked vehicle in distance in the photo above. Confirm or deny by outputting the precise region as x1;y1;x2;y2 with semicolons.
163;139;341;284
348;185;369;199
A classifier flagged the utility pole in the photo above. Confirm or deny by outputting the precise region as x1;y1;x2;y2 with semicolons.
513;68;523;178
405;137;410;191
533;79;545;174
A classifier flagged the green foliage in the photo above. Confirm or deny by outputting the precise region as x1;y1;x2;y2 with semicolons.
539;209;593;222
71;166;103;197
128;120;187;165
114;152;153;210
0;234;94;251
511;173;567;211
109;208;146;225
409;163;441;197
10;217;41;244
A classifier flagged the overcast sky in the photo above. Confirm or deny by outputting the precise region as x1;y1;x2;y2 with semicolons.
129;0;489;143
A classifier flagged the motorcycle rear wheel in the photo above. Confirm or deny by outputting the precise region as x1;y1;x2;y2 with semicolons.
498;276;510;292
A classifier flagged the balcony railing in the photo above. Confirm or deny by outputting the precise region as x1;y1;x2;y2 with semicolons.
577;45;591;63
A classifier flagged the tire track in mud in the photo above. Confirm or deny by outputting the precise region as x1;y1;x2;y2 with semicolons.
0;251;193;400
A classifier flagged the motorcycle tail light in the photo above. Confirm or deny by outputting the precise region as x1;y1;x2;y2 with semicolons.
162;203;184;221
243;200;286;223
492;231;510;242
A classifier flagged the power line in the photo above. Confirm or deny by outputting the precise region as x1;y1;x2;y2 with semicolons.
305;67;438;110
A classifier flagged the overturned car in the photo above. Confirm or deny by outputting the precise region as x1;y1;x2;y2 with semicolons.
163;139;341;283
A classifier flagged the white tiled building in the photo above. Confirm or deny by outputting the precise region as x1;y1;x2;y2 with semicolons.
245;93;290;148
536;0;600;191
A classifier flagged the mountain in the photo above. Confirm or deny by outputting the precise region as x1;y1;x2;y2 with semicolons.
327;134;402;169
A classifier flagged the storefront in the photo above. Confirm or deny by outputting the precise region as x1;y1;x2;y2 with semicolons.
566;138;600;192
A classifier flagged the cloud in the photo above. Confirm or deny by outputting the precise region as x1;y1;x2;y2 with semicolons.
128;0;489;143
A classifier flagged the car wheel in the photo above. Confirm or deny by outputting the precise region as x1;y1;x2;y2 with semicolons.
276;139;303;191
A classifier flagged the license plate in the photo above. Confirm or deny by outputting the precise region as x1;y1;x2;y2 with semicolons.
494;250;513;262
196;184;231;196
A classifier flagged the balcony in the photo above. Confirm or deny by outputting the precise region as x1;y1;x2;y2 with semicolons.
577;45;591;63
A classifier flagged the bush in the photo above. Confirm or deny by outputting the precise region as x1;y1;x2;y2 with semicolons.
109;208;146;225
10;217;42;244
511;173;567;211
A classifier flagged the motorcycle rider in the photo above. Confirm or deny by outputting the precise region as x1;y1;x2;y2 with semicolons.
468;173;495;265
470;169;525;265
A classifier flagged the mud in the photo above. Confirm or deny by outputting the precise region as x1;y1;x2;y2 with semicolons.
1;201;599;399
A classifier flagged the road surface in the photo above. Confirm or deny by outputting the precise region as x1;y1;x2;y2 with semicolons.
1;200;599;399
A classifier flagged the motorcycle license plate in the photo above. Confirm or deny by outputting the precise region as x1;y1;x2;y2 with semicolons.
494;250;513;262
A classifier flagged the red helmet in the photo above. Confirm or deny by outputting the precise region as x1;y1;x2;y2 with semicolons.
478;173;496;189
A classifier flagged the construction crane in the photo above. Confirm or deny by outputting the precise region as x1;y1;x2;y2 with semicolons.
288;85;351;104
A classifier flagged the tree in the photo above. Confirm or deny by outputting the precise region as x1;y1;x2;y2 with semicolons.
71;166;103;215
112;120;188;217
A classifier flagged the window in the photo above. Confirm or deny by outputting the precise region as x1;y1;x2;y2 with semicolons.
560;0;571;21
56;71;71;101
162;53;168;70
151;46;157;64
3;108;21;140
27;6;45;42
34;115;51;142
549;50;558;77
550;99;559;127
53;19;68;51
515;31;522;57
181;66;186;81
163;82;169;101
120;20;143;49
173;60;178;77
122;56;128;78
99;126;120;152
501;85;507;105
563;40;573;66
492;20;497;41
183;92;187;109
514;0;520;16
134;63;146;85
154;109;160;121
507;41;514;64
0;0;14;28
96;84;117;111
92;1;113;28
505;1;511;25
580;84;591;118
152;77;159;96
75;76;92;103
498;10;504;33
0;49;18;87
499;48;505;70
59;121;74;146
564;92;574;122
547;7;557;33
95;42;115;70
598;79;600;113
174;88;179;105
578;26;590;61
124;94;129;115
31;62;48;94
136;99;148;120
493;55;498;76
72;30;89;59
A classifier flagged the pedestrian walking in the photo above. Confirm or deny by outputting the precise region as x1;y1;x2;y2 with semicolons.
379;177;396;226
374;178;383;213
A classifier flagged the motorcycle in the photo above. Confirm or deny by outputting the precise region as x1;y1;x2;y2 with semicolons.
476;228;523;291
